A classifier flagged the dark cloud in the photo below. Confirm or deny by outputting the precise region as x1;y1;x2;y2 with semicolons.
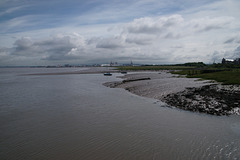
125;36;153;45
202;26;222;32
14;37;33;50
12;37;34;55
164;32;182;39
224;36;240;44
7;34;87;63
209;50;223;62
11;37;43;57
0;47;11;62
233;46;240;58
96;37;123;49
190;16;234;33
224;37;235;44
208;45;240;63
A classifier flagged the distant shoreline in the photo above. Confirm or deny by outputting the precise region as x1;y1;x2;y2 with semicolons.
104;71;240;116
21;67;118;75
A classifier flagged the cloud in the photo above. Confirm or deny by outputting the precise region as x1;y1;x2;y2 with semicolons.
96;36;124;49
8;33;87;62
224;36;240;44
125;35;154;45
233;46;240;58
37;34;86;60
0;15;49;34
0;5;27;17
2;12;239;65
124;14;234;43
224;37;235;44
0;0;240;65
189;16;234;32
208;45;240;63
209;50;224;62
126;15;184;35
14;37;33;52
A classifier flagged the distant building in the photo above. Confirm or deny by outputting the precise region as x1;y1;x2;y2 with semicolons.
101;64;111;67
101;61;119;67
235;58;240;64
110;61;118;66
222;58;240;64
222;58;234;64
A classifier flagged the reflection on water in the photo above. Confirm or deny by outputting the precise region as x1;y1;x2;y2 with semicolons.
0;68;240;160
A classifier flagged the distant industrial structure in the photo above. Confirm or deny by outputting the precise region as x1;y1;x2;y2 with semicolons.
101;61;118;67
222;58;240;65
101;61;134;67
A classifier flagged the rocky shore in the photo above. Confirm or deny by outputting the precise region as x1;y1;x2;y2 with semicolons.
162;85;240;116
104;71;240;116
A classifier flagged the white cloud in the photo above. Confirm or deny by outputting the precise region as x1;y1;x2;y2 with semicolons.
126;15;184;35
0;5;27;16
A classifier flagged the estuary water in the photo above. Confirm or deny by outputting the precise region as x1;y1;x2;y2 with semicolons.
0;68;240;160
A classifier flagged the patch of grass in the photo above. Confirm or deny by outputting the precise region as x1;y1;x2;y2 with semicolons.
116;63;240;85
172;70;202;75
117;65;195;71
189;71;240;85
173;70;240;85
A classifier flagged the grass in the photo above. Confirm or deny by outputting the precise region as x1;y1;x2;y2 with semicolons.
172;70;240;85
116;64;240;85
117;65;195;71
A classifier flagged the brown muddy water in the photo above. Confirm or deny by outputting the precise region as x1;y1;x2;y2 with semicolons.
0;68;240;160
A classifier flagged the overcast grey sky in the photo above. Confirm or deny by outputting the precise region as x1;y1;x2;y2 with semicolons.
0;0;240;66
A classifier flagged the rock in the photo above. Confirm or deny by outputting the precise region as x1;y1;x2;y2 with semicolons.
162;85;240;116
122;77;151;83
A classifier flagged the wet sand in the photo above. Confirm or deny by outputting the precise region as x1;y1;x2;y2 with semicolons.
104;71;212;100
104;71;240;116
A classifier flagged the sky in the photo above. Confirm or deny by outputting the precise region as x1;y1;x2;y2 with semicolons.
0;0;240;66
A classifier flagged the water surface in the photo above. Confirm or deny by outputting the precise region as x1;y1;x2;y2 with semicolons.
0;68;240;160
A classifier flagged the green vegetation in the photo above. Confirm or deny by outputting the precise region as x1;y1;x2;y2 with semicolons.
117;62;240;85
192;71;240;85
171;63;240;85
176;62;206;67
117;65;195;71
173;70;240;85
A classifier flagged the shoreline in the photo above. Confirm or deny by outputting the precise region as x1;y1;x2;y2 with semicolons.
104;71;240;116
22;67;118;75
24;67;240;116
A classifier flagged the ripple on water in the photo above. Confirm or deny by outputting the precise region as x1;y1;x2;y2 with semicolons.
231;122;240;136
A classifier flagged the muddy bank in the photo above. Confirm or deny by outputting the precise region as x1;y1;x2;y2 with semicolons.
104;71;212;100
104;71;240;116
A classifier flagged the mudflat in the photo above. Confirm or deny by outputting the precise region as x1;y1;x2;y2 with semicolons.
104;71;240;116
